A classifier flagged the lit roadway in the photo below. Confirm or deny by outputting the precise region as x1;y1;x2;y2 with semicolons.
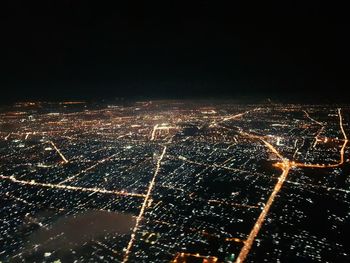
0;174;146;198
235;108;348;263
122;145;168;263
49;140;69;163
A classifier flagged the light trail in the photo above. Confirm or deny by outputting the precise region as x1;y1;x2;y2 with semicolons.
58;153;118;185
313;127;324;148
222;112;246;122
240;131;284;161
338;108;348;140
122;145;167;263
302;109;327;149
61;101;86;105
150;124;158;141
303;110;323;126
4;133;11;140
221;108;261;122
236;161;291;263
221;154;237;165
259;138;285;161
293;139;301;158
150;124;177;141
0;174;145;198
225;237;245;243
172;252;218;263
49;141;69;163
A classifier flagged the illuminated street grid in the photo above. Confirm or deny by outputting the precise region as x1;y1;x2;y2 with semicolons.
0;101;349;262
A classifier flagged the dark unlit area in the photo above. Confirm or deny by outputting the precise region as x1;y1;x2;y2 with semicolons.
26;210;134;252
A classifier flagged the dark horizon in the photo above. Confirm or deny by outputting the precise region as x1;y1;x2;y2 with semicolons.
3;1;349;104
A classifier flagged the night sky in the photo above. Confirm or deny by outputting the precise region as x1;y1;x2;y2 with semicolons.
2;1;349;103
